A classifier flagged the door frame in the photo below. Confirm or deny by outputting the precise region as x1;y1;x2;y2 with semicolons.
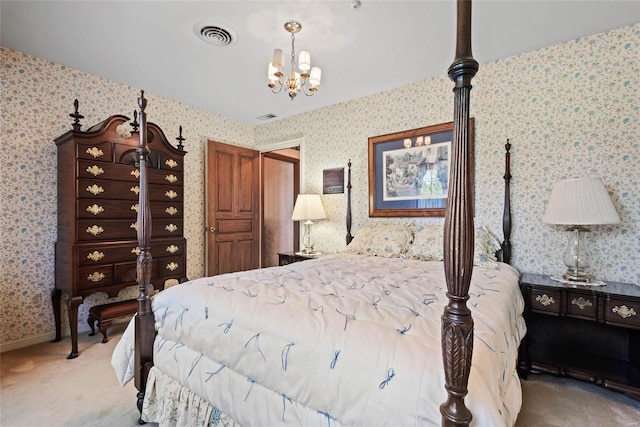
258;137;305;159
261;151;300;263
259;137;304;262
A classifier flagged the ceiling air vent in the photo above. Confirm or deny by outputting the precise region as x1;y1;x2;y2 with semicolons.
257;113;278;121
194;23;235;47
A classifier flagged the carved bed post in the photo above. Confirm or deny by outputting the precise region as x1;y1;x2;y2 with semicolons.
346;159;353;245
502;140;513;264
134;90;154;422
441;1;478;426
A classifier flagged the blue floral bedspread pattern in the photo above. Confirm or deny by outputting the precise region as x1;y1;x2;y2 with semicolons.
114;254;525;426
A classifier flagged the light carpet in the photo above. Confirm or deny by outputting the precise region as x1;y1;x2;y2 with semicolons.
1;322;639;426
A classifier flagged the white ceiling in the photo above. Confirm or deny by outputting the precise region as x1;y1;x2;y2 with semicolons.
2;1;639;126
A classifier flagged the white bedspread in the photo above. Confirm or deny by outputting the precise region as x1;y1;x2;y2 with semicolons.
113;254;525;426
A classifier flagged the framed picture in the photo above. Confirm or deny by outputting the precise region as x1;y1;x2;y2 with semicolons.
368;120;474;217
323;167;344;194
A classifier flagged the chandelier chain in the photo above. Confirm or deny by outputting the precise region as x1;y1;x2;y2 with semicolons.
290;32;296;71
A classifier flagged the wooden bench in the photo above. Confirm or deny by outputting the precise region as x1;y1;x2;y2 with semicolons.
88;299;138;343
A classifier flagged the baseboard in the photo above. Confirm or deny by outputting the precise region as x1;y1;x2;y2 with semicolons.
0;324;92;354
0;315;134;353
1;331;58;353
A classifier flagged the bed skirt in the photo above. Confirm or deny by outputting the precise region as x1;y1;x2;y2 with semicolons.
143;366;240;427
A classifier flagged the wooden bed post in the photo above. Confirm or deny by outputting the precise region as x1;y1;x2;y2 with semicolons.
346;159;353;245
134;91;155;422
441;1;478;426
502;140;513;264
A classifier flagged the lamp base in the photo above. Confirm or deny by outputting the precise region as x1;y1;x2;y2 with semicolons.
296;250;321;257
562;227;592;283
301;220;314;255
562;272;592;283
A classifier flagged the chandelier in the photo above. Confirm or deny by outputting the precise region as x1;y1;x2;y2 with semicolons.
268;20;321;100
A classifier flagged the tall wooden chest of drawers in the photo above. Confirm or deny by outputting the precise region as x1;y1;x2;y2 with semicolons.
53;109;187;358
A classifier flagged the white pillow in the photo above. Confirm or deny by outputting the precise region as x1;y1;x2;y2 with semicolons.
343;224;413;258
405;225;443;261
404;225;502;269
474;226;501;269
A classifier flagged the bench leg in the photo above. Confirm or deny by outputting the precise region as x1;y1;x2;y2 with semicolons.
98;320;111;343
88;314;97;336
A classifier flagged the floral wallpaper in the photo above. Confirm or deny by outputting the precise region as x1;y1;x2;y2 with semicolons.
1;23;638;348
0;48;254;346
255;23;640;283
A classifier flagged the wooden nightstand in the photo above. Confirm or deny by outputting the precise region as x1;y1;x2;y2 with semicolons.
277;252;320;266
519;273;640;400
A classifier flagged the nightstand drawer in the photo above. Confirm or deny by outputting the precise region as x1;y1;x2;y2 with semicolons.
529;288;562;314
566;291;597;320
606;298;640;330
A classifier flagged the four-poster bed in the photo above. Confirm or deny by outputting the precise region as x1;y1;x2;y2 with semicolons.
114;1;523;425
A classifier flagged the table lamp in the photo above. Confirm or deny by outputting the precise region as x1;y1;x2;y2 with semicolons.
542;177;620;282
291;194;326;254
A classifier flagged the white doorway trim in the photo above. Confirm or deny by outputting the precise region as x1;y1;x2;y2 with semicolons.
258;137;305;186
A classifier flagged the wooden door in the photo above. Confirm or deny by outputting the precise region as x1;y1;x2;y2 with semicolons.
206;141;260;276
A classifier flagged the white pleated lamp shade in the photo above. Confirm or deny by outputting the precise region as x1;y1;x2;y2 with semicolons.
543;177;620;225
298;51;311;72
267;63;279;82
271;49;284;70
292;194;326;221
309;67;321;86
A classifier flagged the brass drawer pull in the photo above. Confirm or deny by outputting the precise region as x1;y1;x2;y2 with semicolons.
130;186;140;195
571;297;593;310
131;169;140;179
131;204;138;212
86;225;104;236
535;294;555;306
612;305;637;319
166;262;179;271
165;190;178;199
166;245;179;254
87;272;105;282
130;223;137;230
165;224;178;233
86;204;104;215
86;147;104;158
131;247;141;255
86;184;104;196
86;251;105;262
166;206;178;215
165;174;178;183
86;165;104;176
165;159;178;169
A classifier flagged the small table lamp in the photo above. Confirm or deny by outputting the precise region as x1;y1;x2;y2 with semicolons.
292;194;326;254
543;177;620;282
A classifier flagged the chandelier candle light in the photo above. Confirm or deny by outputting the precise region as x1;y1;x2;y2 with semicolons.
268;20;321;99
542;177;620;282
291;194;326;255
